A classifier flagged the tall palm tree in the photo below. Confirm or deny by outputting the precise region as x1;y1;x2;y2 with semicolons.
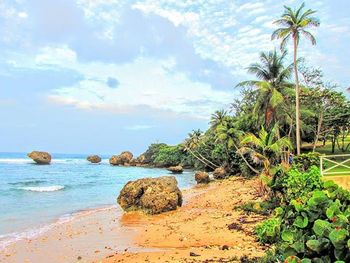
272;3;320;154
237;50;293;127
210;109;228;129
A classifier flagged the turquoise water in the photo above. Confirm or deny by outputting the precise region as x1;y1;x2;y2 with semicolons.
0;152;195;248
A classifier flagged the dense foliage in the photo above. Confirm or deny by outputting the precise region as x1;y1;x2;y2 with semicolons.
256;167;350;262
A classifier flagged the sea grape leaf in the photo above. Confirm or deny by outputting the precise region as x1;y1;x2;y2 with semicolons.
294;215;308;228
313;219;332;237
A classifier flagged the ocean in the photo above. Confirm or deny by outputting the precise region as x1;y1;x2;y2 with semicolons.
0;152;195;249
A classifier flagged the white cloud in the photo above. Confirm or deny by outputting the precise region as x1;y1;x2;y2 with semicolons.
124;125;154;131
11;46;233;119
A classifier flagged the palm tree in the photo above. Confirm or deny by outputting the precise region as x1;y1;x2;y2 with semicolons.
237;50;293;127
210;109;228;129
183;130;218;170
215;116;260;174
239;125;293;175
272;3;320;154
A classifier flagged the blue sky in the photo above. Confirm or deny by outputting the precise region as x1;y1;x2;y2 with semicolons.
0;0;349;155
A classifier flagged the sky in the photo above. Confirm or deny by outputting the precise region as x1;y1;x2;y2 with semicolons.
0;0;349;155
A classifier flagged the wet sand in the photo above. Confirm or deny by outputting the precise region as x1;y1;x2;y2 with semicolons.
98;177;267;263
0;177;267;263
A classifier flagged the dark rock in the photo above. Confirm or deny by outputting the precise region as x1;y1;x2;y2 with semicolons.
190;252;200;257
87;155;101;163
221;245;229;250
117;176;182;214
227;222;243;231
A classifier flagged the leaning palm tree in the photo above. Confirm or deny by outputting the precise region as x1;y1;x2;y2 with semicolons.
237;50;293;127
183;130;218;170
272;2;320;154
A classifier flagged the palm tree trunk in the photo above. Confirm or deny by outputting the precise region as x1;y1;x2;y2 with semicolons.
188;149;216;170
195;151;219;168
293;35;301;155
233;143;260;174
312;111;323;152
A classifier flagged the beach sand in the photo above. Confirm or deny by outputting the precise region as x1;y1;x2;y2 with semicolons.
0;177;267;263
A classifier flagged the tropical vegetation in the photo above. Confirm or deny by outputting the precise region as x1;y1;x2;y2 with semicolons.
140;3;350;261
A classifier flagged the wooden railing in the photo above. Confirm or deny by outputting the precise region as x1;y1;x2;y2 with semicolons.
320;154;350;176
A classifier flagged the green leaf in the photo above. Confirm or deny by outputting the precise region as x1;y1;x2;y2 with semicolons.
306;239;322;253
282;229;295;243
301;259;312;263
293;215;308;228
313;219;332;237
329;228;348;248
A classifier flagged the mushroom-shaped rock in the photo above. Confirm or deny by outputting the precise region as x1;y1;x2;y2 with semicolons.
195;171;210;184
27;151;52;164
120;151;133;163
87;155;101;164
167;165;183;174
213;167;228;179
117;176;182;214
109;155;123;166
109;151;134;166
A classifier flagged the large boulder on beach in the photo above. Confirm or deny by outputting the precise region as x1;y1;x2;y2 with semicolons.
195;171;210;184
27;151;51;164
117;176;183;214
213;167;228;179
109;151;134;166
87;155;101;164
167;165;183;174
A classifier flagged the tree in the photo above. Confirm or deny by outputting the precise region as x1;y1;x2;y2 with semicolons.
210;109;228;129
215;116;260;174
272;2;320;154
239;125;293;175
183;130;219;169
237;50;293;128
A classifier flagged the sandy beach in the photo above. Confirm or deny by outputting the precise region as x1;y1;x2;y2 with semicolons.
1;176;267;263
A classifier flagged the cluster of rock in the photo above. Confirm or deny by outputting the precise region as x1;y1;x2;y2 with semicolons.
109;151;133;166
27;151;52;164
117;176;183;214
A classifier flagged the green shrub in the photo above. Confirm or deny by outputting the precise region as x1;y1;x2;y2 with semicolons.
282;166;324;201
262;180;350;262
255;218;281;244
153;144;185;167
293;152;321;171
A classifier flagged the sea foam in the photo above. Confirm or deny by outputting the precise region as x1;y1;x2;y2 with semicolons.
18;185;65;192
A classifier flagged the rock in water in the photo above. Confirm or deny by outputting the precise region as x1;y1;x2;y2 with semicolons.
213;167;228;179
120;151;133;163
27;151;52;164
195;171;210;184
109;151;133;166
167;165;183;174
87;155;101;164
117;176;183;214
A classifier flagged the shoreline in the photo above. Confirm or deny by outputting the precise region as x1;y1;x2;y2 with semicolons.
0;176;267;263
